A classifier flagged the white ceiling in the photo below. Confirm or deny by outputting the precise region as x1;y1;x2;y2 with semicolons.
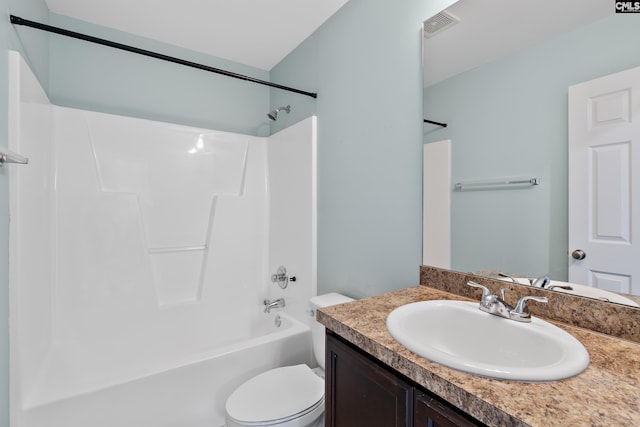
44;0;351;71
423;0;613;87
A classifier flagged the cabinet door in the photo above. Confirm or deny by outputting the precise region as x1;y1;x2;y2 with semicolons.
414;390;481;427
326;333;413;427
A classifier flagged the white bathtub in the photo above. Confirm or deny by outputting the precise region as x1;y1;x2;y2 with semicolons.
17;313;312;427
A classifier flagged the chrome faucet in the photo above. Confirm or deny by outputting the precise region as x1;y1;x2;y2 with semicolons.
529;275;573;291
530;275;551;288
467;281;548;323
263;298;285;313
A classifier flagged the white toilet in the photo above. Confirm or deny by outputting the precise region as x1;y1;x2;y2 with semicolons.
225;293;354;427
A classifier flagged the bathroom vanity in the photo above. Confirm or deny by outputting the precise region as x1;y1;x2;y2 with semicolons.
318;267;640;426
326;331;480;426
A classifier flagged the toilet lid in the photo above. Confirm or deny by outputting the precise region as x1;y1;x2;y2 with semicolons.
226;364;324;423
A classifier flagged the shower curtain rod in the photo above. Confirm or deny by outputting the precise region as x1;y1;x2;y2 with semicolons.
10;15;318;99
424;119;447;128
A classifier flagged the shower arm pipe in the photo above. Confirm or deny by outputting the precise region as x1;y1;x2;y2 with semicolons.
424;119;447;128
9;15;318;99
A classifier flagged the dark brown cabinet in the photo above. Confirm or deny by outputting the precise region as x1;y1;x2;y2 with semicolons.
325;331;484;427
414;390;479;427
325;331;413;426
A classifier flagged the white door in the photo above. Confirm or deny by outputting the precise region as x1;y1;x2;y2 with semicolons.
568;65;640;296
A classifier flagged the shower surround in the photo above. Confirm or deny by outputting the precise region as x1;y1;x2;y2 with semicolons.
8;51;317;426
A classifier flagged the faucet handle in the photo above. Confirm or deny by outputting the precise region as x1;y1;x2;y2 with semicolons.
467;281;496;307
511;295;548;321
467;281;491;297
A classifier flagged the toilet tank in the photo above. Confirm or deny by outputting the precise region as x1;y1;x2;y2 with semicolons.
309;293;354;370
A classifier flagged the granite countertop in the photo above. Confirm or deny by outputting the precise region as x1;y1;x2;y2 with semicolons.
318;285;640;427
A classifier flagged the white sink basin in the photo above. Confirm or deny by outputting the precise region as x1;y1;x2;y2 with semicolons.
386;300;589;381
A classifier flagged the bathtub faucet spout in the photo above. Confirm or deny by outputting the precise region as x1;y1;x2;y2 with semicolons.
263;298;285;313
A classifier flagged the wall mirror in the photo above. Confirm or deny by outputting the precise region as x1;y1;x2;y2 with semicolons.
422;0;640;307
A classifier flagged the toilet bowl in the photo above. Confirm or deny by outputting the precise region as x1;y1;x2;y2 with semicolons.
225;365;324;427
224;293;354;427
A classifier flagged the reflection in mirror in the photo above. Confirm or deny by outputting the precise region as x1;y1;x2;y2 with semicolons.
422;0;640;307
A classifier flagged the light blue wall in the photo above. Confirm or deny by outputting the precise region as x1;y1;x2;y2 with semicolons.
2;1;49;425
5;1;49;89
48;14;271;137
271;0;457;299
424;14;640;280
0;5;8;423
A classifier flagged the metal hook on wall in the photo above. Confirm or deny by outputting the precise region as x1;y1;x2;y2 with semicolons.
0;148;29;166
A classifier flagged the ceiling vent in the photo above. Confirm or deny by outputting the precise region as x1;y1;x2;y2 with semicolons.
423;10;460;38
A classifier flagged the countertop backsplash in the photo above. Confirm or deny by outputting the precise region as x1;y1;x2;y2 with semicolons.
420;265;640;343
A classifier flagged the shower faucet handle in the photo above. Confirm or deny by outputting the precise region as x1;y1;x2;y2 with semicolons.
271;266;293;289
